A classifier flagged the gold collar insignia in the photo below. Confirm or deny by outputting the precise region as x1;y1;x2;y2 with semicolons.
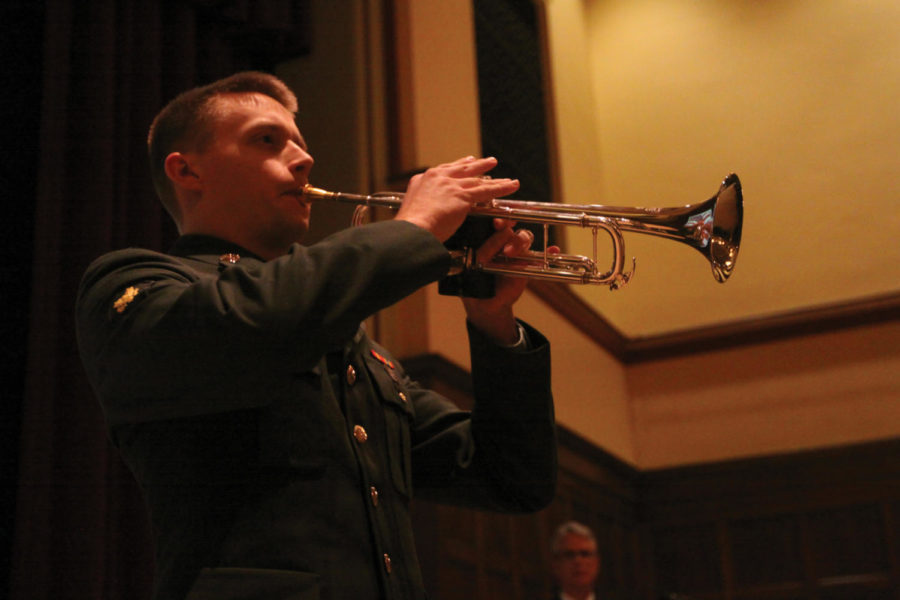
113;286;140;314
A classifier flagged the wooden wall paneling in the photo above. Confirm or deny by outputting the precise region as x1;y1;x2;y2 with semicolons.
410;419;642;598
511;511;552;598
440;556;478;599
649;522;725;598
482;513;517;598
889;501;900;599
807;503;891;579
406;353;900;600
729;513;806;591
551;430;643;598
718;519;735;600
640;440;900;600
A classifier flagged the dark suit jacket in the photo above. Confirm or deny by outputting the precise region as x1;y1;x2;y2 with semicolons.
76;221;556;600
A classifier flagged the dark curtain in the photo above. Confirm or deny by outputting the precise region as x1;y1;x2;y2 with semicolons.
6;1;310;598
472;0;555;247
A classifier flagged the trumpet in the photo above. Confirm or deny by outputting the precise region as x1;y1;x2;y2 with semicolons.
302;173;742;291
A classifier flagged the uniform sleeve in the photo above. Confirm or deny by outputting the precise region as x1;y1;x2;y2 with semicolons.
407;320;556;513
76;220;450;425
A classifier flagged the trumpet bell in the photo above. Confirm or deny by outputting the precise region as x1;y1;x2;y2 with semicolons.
662;173;742;282
708;173;743;282
592;173;743;283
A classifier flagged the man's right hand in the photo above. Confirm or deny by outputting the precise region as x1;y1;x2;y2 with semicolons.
395;156;520;242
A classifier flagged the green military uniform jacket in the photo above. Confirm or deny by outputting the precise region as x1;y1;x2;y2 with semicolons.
76;220;556;600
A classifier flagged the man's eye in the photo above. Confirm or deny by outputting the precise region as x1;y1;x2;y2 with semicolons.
260;134;274;144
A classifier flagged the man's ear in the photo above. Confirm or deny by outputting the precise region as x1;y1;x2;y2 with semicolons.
164;152;202;192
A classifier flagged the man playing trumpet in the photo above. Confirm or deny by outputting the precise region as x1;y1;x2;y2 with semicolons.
76;71;557;600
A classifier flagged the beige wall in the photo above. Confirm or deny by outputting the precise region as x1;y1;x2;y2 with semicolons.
283;0;899;470
551;0;900;337
398;0;900;469
627;321;900;468
277;0;370;244
398;0;483;170
425;286;637;463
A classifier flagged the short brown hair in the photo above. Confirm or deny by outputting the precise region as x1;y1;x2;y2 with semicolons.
147;71;299;222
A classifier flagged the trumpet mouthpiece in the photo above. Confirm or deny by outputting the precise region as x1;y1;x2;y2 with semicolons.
301;184;336;201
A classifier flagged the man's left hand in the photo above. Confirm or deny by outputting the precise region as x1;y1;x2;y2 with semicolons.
462;219;542;345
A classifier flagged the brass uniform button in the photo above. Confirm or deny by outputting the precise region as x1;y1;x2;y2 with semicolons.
383;553;392;574
370;486;379;506
353;425;368;443
346;365;357;385
398;392;407;404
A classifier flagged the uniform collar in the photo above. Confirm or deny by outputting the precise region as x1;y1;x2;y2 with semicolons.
169;234;263;261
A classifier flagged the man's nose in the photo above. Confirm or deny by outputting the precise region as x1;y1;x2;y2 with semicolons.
288;143;314;173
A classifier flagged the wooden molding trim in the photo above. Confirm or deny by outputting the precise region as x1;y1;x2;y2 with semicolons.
528;281;628;358
401;349;900;489
402;353;635;469
529;281;900;363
